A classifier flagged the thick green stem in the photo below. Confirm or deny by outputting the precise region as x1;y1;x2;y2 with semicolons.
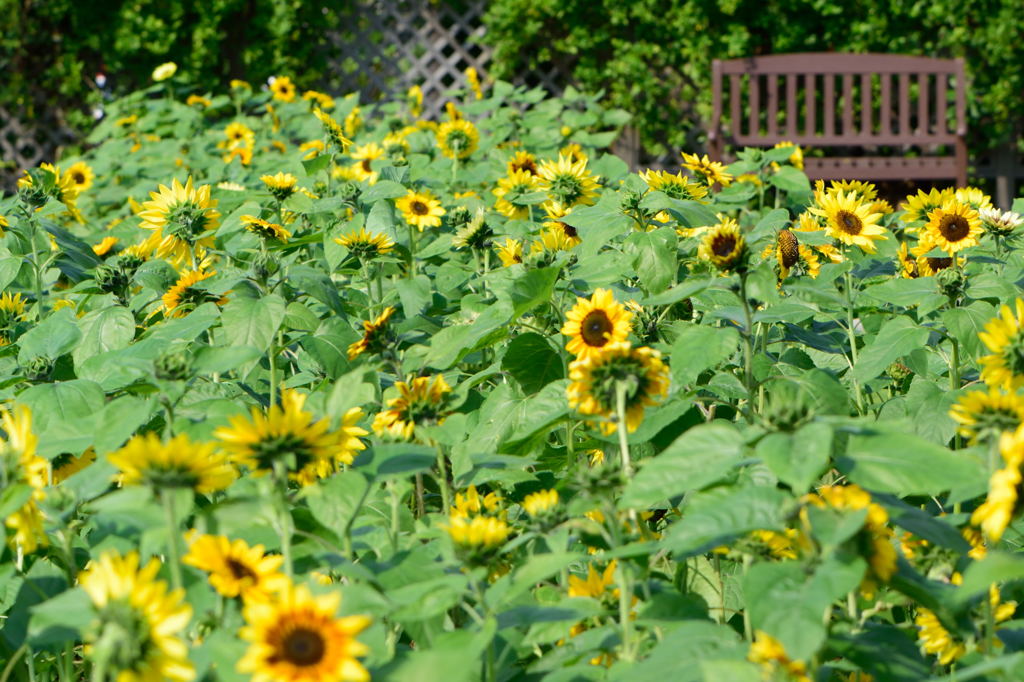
407;224;418;278
738;273;756;423
615;383;633;477
435;444;452;513
843;268;866;414
160;492;184;592
617;561;636;662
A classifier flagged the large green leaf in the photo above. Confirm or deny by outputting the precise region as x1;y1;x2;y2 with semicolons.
853;316;929;383
662;484;788;557
72;305;135;368
756;421;833;493
17;308;81;364
502;332;563;394
220;294;286;352
669;322;740;388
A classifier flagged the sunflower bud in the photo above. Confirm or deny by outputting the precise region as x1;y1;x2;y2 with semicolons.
935;265;966;300
761;380;812;432
94;264;129;295
446;205;473;230
23;356;53;382
335;180;361;204
155;350;192;381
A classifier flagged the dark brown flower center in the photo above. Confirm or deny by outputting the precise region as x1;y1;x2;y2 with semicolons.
939;215;970;241
836;210;863;235
513;159;538;175
226;557;256;582
72;172;86;184
560;222;578;238
281;627;325;666
711;234;737;257
361;159;373;173
927;257;953;272
580;310;613;346
411;201;429;216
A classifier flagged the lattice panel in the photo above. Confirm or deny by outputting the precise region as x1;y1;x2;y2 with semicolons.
329;0;499;119
0;105;76;192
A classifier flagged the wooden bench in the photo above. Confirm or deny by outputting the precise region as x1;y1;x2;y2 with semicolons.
708;53;967;187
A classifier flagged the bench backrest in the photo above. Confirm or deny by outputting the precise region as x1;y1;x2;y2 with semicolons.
710;53;966;152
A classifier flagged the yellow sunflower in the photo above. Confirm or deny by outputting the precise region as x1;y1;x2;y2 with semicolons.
344;107;362;137
260;172;298;201
2;406;48;554
641;169;709;202
748;631;811;682
53;447;96;483
681;152;733;187
224;122;255;150
773;228;800;279
913;608;964;666
954;186;994;213
901;187;955;224
349;143;385;183
186;94;211;108
979;299;1024;390
241;215;292;242
537;154;600;208
93;236;119;257
0;291;26;328
238;583;371;682
347;306;396;360
183;534;288;602
313;107;352;154
567;342;669;435
493;169;543;220
407;84;423;117
335;227;394;258
303;90;335;110
542;200;581;247
924;200;982;255
816;179;878;204
138;177;220;268
300;140;325;159
63;161;94;193
810;189;887;253
436;119;479;159
950;388;1024;444
109;432;237;494
508;150;538;176
446;515;511;549
697;217;746;271
395;190;445;231
495;237;523;267
372;375;452;440
522;489;559;518
772;140;804;170
17;162;82;219
530;224;576;255
162;268;225;317
560;288;633;360
897;242;919;278
270;76;297;102
215;389;367;486
79;550;194;682
972;424;1024;541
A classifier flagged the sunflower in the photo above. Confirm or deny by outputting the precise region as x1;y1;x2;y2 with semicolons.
138;177;220;268
522;489;559;518
0;292;27;328
901;187;954;225
349;143;385;183
897;242;919;278
972;424;1024;541
815;179;878;204
151;61;177;81
954;186;993;213
79;550;194;682
395;190;445;231
748;631;811;682
810;190;886;253
450;485;504;519
508;150;538;176
215;389;367;486
537;154;600;207
313;108;352;154
382;131;410;158
924;200;982;255
270;76;297;102
17;163;82;218
303;90;335;110
641;169;710;202
451;210;493;250
223;145;253;166
260;172;298;201
465;66;483;99
238;583;371;682
344;106;362;137
183;534;288;602
162;268;224;317
446;515;511;550
910;235;958;276
980;207;1024;238
241;215;291;242
93;236;119;257
542;200;581;247
561;288;633;360
52;447;96;483
566;342;670;435
372;375;452;440
495;238;523;267
186;94;211;108
979;299;1024;391
335;227;394;258
493;169;543;220
347;306;396;360
681;152;733;187
772;140;804;170
530;224;576;255
407;84;423;117
950;388;1024;444
300;140;325;160
808;485;896;597
224;122;256;150
436;119;479;159
698;217;746;271
109;432;236;494
568;561;617;599
2;406;48;554
63;161;94;193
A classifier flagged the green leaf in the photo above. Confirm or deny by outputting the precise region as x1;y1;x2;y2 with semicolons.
360;180;407;203
304;471;370;534
422;300;513;370
853;316;929;383
955;552;1024;604
662;484;788;557
943;300;997;359
624;228;677;294
395;275;433;317
220;294;286;352
621;422;744;508
609;622;746;681
640;277;710;306
508;266;559;319
502;332;563;394
840;424;985;495
28;588;93;646
827;623;931;682
756;422;832;493
72;305;135;368
669;322;740;387
17;309;81;364
767;166;811;195
301;153;330;176
18;380;106;456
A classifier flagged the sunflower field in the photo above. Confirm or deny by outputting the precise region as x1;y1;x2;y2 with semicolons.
2;68;1024;682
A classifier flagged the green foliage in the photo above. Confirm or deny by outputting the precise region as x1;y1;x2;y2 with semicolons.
482;0;1024;153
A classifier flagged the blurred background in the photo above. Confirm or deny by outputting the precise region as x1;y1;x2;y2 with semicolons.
2;0;1021;200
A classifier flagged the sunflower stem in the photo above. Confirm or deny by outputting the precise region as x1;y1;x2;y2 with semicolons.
407;223;418;278
160;491;184;592
842;267;866;414
615;383;633;477
738;271;756;423
742;553;754;642
271;464;295;578
617;560;636;662
984;591;997;658
435;444;452;513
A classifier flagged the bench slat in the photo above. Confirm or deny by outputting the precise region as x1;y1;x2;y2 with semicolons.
767;74;778;137
749;74;761;138
842;74;854;137
861;74;872;136
899;74;910;136
786;74;797;138
824;74;835;138
918;73;929;137
805;74;816;138
879;73;891;135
